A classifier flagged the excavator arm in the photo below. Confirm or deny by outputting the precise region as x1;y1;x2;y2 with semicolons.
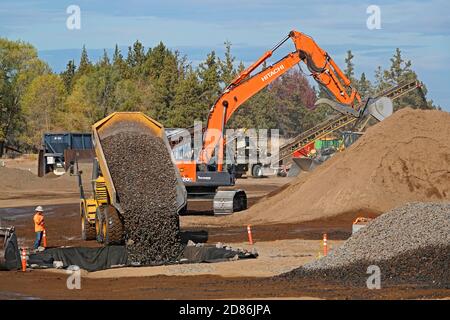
200;30;362;168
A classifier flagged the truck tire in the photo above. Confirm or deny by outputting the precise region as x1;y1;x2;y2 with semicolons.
103;205;124;245
81;207;96;241
252;164;263;178
95;207;105;243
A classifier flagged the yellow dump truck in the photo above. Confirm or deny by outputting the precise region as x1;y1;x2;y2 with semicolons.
71;112;187;245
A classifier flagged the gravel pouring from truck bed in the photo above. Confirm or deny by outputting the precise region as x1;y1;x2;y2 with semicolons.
102;132;183;265
281;202;450;287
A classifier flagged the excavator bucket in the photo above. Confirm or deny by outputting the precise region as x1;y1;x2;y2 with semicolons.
316;96;393;122
292;157;318;172
366;97;393;121
314;98;360;117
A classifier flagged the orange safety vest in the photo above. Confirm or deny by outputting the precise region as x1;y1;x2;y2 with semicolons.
33;213;45;232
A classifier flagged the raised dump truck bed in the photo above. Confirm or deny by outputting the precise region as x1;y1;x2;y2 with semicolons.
74;112;187;247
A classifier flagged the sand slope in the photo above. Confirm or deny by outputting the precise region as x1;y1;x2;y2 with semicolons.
0;163;93;207
227;108;450;225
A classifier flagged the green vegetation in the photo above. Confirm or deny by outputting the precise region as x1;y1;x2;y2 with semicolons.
0;38;438;156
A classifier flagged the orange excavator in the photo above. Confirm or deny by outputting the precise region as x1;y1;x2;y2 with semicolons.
174;30;393;214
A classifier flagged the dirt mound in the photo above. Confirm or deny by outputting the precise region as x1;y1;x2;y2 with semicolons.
102;132;183;265
0;167;74;191
230;108;450;225
282;202;450;287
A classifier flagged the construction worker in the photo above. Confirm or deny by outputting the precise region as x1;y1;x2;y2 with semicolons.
33;206;45;249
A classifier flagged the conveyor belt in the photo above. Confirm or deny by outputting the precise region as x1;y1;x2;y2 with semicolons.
275;80;422;162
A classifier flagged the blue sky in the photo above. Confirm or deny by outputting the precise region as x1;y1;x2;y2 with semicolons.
1;0;449;110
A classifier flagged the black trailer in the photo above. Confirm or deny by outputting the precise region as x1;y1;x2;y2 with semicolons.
38;133;93;177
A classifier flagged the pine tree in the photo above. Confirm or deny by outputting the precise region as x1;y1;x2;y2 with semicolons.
387;48;412;83
344;50;355;81
99;49;110;68
126;40;145;74
167;67;206;127
112;44;128;78
219;41;236;87
60;59;76;93
78;45;92;75
197;51;221;110
237;61;245;73
148;51;180;122
383;49;433;110
374;65;389;93
132;40;145;67
357;72;373;99
144;42;169;79
113;45;122;64
126;46;134;67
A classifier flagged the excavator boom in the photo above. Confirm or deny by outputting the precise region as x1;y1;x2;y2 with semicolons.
199;30;364;167
175;29;393;215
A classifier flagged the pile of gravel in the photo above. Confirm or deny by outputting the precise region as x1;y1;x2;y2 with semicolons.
283;203;450;287
102;132;183;265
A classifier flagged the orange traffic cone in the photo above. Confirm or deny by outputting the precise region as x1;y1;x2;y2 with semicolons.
323;233;328;256
43;229;47;248
21;248;27;272
247;225;254;245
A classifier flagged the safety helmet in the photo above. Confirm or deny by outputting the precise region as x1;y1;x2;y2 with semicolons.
35;206;44;212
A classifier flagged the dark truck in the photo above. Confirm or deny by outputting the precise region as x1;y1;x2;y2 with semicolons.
38;133;93;177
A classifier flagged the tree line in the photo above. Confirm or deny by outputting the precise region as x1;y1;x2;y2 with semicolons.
0;38;438;156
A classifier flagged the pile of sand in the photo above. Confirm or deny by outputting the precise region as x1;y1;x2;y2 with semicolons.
0;163;92;196
0;167;72;191
230;108;450;225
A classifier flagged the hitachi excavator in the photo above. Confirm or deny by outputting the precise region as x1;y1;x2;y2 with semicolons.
174;29;394;215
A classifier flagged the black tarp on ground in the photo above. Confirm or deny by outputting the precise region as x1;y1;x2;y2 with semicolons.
182;245;257;263
2;229;257;272
28;246;128;272
26;244;257;271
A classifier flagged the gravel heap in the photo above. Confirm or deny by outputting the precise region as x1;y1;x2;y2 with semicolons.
102;132;183;265
283;203;450;287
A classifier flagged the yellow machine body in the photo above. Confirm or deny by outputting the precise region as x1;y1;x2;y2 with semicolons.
81;198;98;222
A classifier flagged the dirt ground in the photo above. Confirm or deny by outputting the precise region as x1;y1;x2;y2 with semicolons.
2;270;449;300
0;160;449;300
1;201;448;300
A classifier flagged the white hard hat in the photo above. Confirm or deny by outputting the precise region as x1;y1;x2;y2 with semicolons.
35;206;44;212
